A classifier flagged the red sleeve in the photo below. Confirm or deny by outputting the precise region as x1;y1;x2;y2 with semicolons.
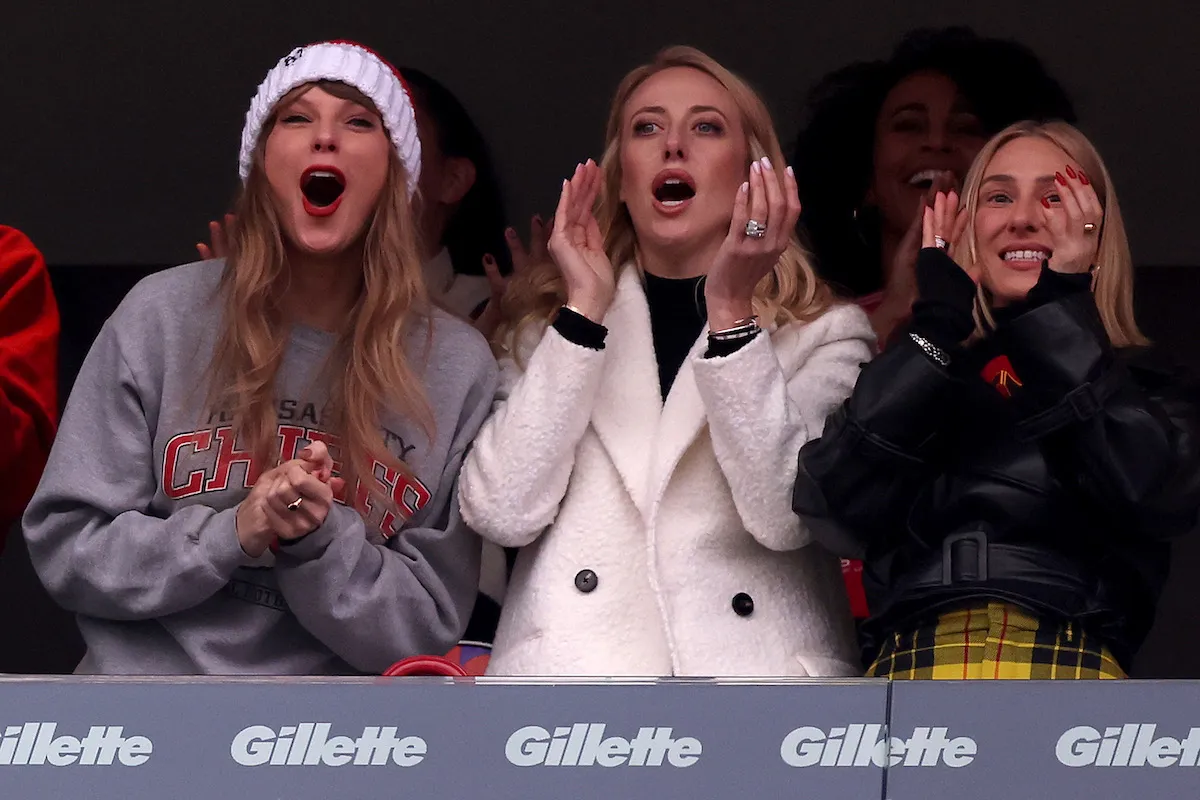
0;226;60;541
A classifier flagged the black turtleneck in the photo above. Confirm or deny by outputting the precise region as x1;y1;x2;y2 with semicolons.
550;271;759;399
643;271;707;398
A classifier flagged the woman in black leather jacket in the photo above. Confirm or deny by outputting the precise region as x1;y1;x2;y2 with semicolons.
793;120;1200;679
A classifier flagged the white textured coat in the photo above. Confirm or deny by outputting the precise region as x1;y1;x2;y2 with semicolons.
459;268;875;677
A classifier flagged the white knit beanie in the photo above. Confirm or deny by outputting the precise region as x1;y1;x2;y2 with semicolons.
238;40;421;196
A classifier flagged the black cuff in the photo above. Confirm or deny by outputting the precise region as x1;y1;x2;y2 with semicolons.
910;247;977;350
553;306;607;350
704;329;760;359
1024;261;1092;308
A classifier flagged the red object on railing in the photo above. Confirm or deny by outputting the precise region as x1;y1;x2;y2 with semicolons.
382;656;468;677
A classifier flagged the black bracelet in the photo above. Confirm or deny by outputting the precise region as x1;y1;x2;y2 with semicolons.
553;306;607;350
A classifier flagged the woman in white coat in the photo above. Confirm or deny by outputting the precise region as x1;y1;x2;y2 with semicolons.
459;46;874;677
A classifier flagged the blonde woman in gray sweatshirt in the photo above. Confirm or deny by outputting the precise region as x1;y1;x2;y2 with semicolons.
22;41;497;675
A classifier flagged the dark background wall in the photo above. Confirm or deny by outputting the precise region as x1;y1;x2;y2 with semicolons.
2;1;1198;267
1;2;1198;676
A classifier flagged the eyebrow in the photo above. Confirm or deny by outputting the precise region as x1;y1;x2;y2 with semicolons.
982;174;1058;185
631;104;729;118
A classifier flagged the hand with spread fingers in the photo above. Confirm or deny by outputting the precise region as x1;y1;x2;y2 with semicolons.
703;156;802;331
476;214;553;337
1041;164;1102;275
236;441;342;556
921;188;975;282
546;159;614;323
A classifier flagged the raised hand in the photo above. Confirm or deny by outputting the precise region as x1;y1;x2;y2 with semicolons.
196;213;236;260
1042;164;1102;275
476;214;553;337
547;159;614;322
704;156;802;331
921;189;975;282
872;171;960;342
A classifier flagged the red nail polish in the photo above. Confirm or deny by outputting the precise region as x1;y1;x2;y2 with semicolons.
1079;171;1090;186
1065;166;1077;179
1041;197;1051;208
1055;172;1067;185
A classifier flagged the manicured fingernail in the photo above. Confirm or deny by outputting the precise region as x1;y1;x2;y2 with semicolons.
785;166;794;177
1065;166;1077;179
483;254;495;265
505;227;517;238
761;156;772;170
1055;172;1066;185
1041;197;1051;208
1079;171;1090;186
751;162;761;174
740;181;749;193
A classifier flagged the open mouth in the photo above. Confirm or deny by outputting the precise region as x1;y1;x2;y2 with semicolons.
907;168;955;190
301;166;346;216
652;171;697;209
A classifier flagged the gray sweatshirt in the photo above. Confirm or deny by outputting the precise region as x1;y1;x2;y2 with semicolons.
22;260;498;675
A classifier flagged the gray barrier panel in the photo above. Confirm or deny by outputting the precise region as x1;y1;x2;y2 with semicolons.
0;676;888;799
887;680;1200;799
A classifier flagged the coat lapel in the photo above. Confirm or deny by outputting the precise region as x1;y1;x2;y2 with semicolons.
648;328;711;508
647;320;803;514
590;267;662;517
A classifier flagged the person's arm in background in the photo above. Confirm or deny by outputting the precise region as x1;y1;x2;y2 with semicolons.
0;227;59;545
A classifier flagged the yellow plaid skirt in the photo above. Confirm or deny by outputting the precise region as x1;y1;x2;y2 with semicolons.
866;601;1126;680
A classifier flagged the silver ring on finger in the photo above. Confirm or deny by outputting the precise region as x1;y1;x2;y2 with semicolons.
286;496;304;512
934;235;949;250
744;219;768;239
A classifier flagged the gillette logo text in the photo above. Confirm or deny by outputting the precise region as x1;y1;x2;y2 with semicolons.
231;723;426;767
781;725;976;767
0;723;152;766
505;724;702;767
1057;725;1200;767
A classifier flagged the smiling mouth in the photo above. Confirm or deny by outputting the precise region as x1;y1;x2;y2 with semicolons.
301;167;346;216
1002;248;1051;267
907;168;954;189
652;175;696;207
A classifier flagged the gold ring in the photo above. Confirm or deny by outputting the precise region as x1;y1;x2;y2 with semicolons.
1083;222;1097;233
286;496;303;512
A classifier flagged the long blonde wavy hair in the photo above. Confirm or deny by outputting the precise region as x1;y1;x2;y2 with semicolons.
205;80;433;505
957;120;1147;347
498;46;832;349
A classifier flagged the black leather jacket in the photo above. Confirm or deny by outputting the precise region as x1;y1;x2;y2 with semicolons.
793;254;1200;671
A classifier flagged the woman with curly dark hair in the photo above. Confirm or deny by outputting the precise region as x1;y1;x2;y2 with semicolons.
792;27;1076;348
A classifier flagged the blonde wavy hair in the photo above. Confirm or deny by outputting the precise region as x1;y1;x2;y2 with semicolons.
957;120;1147;347
205;80;433;506
497;45;832;349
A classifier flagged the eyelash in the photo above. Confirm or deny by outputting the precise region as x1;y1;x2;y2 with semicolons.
632;120;724;136
986;191;1063;205
280;114;373;128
